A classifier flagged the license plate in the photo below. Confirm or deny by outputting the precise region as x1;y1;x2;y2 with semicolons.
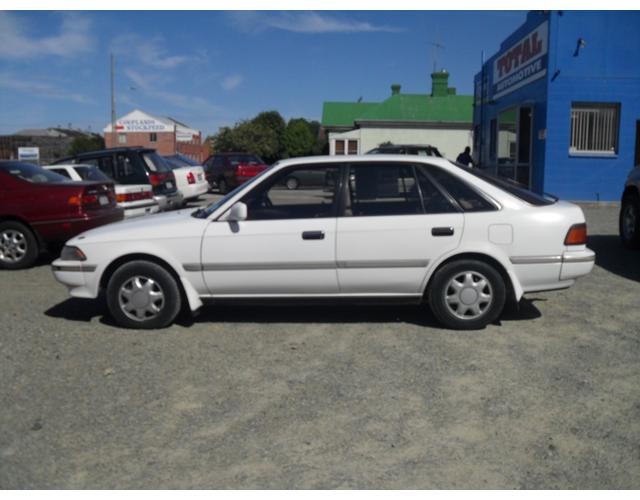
99;195;109;206
166;182;173;189
197;174;203;181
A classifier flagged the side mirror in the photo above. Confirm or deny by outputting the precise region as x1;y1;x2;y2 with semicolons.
225;201;247;222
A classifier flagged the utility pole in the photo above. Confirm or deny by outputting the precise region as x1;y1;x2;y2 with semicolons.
430;41;445;73
478;50;485;168
110;53;116;148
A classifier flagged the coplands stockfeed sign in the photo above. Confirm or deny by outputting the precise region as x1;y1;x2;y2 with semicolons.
114;118;173;133
492;21;548;99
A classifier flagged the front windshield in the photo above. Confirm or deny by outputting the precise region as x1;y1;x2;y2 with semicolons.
192;165;274;219
0;161;69;184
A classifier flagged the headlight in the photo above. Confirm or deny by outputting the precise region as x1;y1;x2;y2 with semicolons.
60;246;87;261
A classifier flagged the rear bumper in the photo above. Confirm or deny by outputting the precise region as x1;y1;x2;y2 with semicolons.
33;208;124;246
510;248;595;293
154;191;184;211
181;182;209;200
123;202;160;219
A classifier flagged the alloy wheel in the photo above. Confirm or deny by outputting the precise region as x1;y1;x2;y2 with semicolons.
0;229;28;264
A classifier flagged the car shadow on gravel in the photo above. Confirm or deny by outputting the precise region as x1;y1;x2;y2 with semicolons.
44;297;541;330
588;234;640;282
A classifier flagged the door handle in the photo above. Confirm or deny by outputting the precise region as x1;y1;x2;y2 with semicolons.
302;230;325;240
431;227;454;237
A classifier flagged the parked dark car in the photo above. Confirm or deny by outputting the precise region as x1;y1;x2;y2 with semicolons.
54;147;183;211
367;144;443;157
0;161;123;269
202;153;269;193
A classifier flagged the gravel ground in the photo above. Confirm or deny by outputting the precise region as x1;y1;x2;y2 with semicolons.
1;201;639;489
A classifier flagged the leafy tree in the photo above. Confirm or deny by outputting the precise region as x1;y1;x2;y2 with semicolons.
252;111;286;163
283;118;315;158
67;134;105;156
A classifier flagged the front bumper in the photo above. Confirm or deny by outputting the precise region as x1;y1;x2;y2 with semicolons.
51;260;99;299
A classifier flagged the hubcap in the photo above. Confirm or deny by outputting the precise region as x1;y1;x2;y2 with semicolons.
444;271;493;320
623;203;637;240
0;229;27;263
118;276;165;322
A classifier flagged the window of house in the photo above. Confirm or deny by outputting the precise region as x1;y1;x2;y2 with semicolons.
118;133;127;144
241;165;340;220
570;103;620;155
346;164;422;217
348;140;358;155
150;132;157;142
335;140;345;155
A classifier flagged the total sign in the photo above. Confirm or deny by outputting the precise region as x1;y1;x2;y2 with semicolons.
492;21;548;99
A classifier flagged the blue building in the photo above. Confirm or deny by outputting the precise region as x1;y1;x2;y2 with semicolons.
473;11;640;201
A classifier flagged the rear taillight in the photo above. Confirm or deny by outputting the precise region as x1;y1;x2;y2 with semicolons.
235;164;265;177
186;172;196;185
68;186;115;210
116;191;154;203
565;223;587;245
149;173;161;186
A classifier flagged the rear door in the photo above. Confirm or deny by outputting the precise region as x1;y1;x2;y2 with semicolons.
201;163;342;295
336;162;464;294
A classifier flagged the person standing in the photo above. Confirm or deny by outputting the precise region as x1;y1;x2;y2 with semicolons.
456;146;474;167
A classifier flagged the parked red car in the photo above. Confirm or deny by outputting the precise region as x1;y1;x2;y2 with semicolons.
0;161;124;269
202;153;269;193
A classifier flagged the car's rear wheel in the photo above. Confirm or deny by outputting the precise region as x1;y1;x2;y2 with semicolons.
0;221;39;270
106;260;182;329
218;177;229;194
620;192;640;249
428;259;506;330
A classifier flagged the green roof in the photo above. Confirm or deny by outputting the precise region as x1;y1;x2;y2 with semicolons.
322;93;473;128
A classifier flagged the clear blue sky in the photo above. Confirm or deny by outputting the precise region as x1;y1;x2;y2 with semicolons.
0;10;527;136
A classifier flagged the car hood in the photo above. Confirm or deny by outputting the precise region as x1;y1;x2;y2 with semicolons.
68;209;206;245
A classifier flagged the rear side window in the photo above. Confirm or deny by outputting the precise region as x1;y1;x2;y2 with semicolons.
50;168;72;179
75;166;111;182
424;165;497;212
346;164;422;217
117;154;147;184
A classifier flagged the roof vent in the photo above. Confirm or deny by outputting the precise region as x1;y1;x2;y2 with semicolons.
391;84;401;95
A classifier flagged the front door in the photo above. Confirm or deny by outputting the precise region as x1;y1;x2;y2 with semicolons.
201;164;342;295
336;163;464;294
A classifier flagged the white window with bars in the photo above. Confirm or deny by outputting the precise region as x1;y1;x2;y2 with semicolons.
569;103;620;155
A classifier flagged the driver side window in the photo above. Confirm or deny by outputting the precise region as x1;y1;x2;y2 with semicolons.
241;164;341;220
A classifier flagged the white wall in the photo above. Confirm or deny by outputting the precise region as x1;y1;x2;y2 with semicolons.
329;126;473;159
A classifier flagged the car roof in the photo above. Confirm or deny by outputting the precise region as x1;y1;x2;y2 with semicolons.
271;154;452;169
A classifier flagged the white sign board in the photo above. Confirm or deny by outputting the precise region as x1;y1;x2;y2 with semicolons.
115;118;173;133
18;147;40;162
492;21;548;99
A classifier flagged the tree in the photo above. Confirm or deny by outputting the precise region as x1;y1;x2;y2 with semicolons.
252;111;286;163
67;134;105;156
283;118;315;158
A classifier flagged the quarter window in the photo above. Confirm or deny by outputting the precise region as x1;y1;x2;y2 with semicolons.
241;165;340;220
424;165;496;212
570;103;620;155
346;164;422;217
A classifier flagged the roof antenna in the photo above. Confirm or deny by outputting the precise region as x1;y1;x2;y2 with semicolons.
430;41;445;73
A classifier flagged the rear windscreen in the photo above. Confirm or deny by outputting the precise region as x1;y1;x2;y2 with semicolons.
450;162;556;206
1;161;69;184
229;155;263;165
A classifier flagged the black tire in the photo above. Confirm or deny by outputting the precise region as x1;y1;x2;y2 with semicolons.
106;260;182;329
427;259;506;330
619;191;640;249
218;177;229;194
0;221;39;270
285;176;299;190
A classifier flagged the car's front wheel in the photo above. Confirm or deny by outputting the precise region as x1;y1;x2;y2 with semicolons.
106;260;182;329
428;259;506;330
620;191;640;249
0;221;39;270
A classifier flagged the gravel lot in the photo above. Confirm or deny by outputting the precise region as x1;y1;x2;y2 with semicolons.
1;200;639;489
